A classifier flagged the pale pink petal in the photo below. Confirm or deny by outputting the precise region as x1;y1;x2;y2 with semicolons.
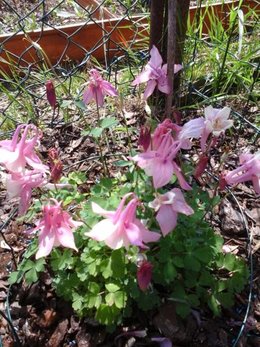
152;160;173;189
156;205;177;236
19;187;32;215
95;88;105;106
132;68;153;85
143;80;157;99
157;76;170;94
174;64;183;73
135;220;161;243
217;106;231;121
102;80;118;96
149;45;163;68
179;117;205;140
92;201;115;219
36;229;55;259
171;188;194;215
56;226;78;251
172;161;192;190
83;86;94;104
87;218;117;242
200;128;211;152
125;222;146;248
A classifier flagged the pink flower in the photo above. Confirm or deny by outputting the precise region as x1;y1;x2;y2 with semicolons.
137;260;153;291
132;45;182;99
201;106;233;151
0;124;48;173
132;132;191;190
149;188;194;236
45;80;57;110
31;199;81;259
5;170;45;215
224;151;260;194
86;193;160;249
83;69;118;106
178;117;206;149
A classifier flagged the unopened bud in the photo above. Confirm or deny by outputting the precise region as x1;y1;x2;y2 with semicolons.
138;126;151;151
194;155;209;179
219;173;228;191
137;260;153;291
46;80;57;110
48;148;62;183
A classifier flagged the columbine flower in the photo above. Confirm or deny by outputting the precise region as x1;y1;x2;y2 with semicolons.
137;260;153;291
0;124;48;173
83;69;118;107
86;193;160;249
201;106;233;151
45;80;57;110
5;170;45;215
132;132;191;190
132;45;182;99
31;199;81;259
224;151;260;194
149;188;194;236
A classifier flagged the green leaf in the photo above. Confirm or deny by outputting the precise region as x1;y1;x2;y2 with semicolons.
95;304;120;325
100;117;119;129
25;268;38;284
223;253;236;271
184;254;201;271
8;271;24;285
111;249;125;278
105;292;115;306
105;283;120;293
163;262;177;282
89;127;103;138
113;291;126;309
199;270;213;286
114;160;132;167
172;256;184;268
216;292;234;308
101;259;113;279
188;294;200;307
74;100;87;110
35;258;46;272
176;302;190;318
194;247;213;263
208;294;221;316
88;282;100;294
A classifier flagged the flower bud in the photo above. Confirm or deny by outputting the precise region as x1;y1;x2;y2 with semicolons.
48;148;62;183
194;154;209;179
46;80;57;110
137;260;153;291
138;126;151;151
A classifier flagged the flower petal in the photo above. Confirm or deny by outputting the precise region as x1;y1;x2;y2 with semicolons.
36;229;55;259
156;205;177;236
